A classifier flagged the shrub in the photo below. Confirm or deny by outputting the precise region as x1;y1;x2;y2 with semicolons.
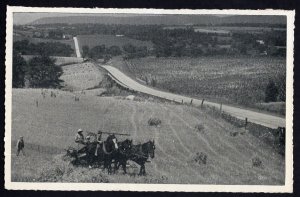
195;124;205;133
265;80;279;102
252;157;263;168
230;131;239;137
194;152;207;165
148;118;162;127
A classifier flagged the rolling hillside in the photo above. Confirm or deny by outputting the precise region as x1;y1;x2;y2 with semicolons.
11;87;284;184
30;15;286;26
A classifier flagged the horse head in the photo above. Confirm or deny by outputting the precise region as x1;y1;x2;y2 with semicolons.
106;134;119;150
120;139;133;153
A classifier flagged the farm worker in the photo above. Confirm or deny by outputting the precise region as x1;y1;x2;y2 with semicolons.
16;136;25;156
75;129;85;145
95;130;103;156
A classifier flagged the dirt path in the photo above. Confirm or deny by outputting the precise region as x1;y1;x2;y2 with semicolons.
101;65;285;129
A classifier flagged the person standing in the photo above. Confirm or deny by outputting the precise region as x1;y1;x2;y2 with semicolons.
16;136;25;156
95;130;103;156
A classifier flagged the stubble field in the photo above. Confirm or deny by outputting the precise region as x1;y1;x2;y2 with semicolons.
11;87;284;184
60;62;104;91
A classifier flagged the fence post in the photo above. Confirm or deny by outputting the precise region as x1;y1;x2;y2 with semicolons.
201;99;205;108
220;103;222;112
245;118;248;130
190;99;193;105
182;99;183;104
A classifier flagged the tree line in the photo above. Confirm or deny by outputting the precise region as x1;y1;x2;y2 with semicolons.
13;39;74;57
13;43;63;89
32;24;286;58
82;43;148;60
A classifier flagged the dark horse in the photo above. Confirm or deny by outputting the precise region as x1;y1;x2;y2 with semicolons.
67;134;119;174
114;139;133;174
129;140;155;175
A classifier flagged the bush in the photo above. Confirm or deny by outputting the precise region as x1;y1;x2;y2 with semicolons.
194;152;207;165
195;124;205;133
252;157;263;168
265;80;279;102
230;131;239;137
148;118;162;127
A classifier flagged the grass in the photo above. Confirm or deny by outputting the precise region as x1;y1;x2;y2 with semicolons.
123;56;285;113
254;102;285;115
76;34;153;52
11;88;285;184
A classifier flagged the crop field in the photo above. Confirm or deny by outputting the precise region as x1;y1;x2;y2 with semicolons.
60;62;104;91
76;34;153;52
125;57;286;108
11;88;284;184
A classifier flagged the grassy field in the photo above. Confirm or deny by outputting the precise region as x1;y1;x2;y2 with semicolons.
11;88;284;184
76;34;153;52
122;57;285;109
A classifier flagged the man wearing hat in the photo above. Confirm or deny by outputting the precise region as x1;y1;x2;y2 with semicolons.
95;130;103;156
16;136;25;156
75;129;85;145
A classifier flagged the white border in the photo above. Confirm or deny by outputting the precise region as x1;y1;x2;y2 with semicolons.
5;6;294;192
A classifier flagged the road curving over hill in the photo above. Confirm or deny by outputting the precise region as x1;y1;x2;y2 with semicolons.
101;65;285;129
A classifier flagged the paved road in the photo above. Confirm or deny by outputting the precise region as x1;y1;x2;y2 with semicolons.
73;37;82;58
102;65;285;129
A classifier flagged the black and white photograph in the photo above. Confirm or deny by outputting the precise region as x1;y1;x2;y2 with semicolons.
5;7;294;192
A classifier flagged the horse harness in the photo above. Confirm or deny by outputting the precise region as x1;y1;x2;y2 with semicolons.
102;141;115;155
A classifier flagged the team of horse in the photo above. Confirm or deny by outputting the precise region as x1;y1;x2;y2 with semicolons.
65;134;155;175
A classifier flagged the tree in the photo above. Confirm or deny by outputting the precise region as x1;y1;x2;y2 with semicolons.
13;40;29;55
276;74;286;101
13;51;26;88
90;45;106;59
265;79;279;102
82;45;90;58
122;44;136;54
27;55;63;88
107;45;122;56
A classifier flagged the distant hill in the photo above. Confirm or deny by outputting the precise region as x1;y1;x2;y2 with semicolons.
31;15;286;26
